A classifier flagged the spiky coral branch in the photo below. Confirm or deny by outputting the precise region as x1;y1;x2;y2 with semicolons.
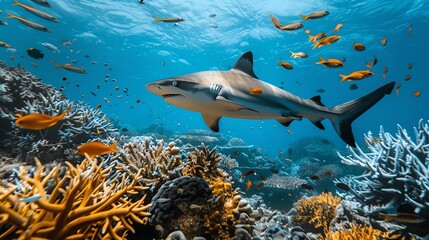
0;155;151;239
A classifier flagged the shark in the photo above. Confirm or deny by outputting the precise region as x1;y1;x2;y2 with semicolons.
146;51;395;147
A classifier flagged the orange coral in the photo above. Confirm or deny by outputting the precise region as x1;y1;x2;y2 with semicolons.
292;192;341;236
0;156;151;239
324;223;408;240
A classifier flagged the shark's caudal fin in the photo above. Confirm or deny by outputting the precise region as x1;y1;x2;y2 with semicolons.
330;82;395;147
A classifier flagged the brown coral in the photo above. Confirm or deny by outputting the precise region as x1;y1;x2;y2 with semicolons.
182;145;228;184
292;192;341;236
0;156;151;239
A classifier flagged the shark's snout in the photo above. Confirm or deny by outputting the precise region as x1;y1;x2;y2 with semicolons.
145;82;161;94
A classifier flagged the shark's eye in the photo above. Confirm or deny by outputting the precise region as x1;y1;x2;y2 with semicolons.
172;81;177;86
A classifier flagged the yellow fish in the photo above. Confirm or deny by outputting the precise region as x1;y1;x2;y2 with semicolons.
55;63;87;74
246;179;252;192
340;70;374;83
316;56;344;68
279;60;293;70
14;107;70;130
312;36;341;49
77;141;118;158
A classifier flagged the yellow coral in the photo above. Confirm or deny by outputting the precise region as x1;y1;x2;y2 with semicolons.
324;223;408;240
292;192;341;236
0;156;151;239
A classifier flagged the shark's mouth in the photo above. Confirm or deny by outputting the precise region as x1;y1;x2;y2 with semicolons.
162;94;183;98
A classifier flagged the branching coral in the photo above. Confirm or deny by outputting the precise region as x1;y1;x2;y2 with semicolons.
182;145;229;184
292;192;342;236
115;138;183;190
324;223;402;240
338;120;429;220
0;156;151;239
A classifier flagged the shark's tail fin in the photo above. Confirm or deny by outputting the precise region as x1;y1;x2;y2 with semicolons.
329;82;395;147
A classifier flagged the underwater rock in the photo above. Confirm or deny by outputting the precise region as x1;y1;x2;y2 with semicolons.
166;230;187;240
231;228;252;240
149;176;213;238
338;120;429;237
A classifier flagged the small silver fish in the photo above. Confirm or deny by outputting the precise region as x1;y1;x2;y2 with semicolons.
279;22;304;31
156;198;170;203
0;19;8;26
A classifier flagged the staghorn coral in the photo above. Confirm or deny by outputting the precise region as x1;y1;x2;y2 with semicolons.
323;222;399;240
0;156;151;239
115;138;183;191
292;192;342;236
182;145;229;184
337;120;429;230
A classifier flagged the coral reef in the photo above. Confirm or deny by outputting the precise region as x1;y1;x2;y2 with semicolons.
0;62;118;164
0;156;150;239
324;223;395;240
149;176;213;238
182;145;229;184
116;138;183;192
291;192;342;236
337;120;429;236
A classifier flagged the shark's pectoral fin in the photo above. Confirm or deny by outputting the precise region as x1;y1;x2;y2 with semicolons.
216;96;259;113
201;113;222;132
275;117;295;127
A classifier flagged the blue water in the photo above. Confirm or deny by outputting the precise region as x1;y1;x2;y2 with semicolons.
1;0;428;155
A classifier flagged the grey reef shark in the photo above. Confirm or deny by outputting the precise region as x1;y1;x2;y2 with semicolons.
146;51;394;147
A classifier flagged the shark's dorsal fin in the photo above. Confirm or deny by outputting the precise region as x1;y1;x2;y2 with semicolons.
201;113;221;132
309;95;325;107
232;51;259;79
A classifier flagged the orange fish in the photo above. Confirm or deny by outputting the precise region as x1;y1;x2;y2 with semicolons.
250;87;263;95
396;83;402;89
353;42;366;51
312;35;341;49
14;107;71;130
408;63;413;69
77;141;118;158
246;179;252;192
340;70;374;83
269;14;282;29
405;75;412;81
316;56;344;68
414;91;421;97
279;60;293;70
333;23;343;33
383;67;389;73
308;32;327;42
380;38;387;46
